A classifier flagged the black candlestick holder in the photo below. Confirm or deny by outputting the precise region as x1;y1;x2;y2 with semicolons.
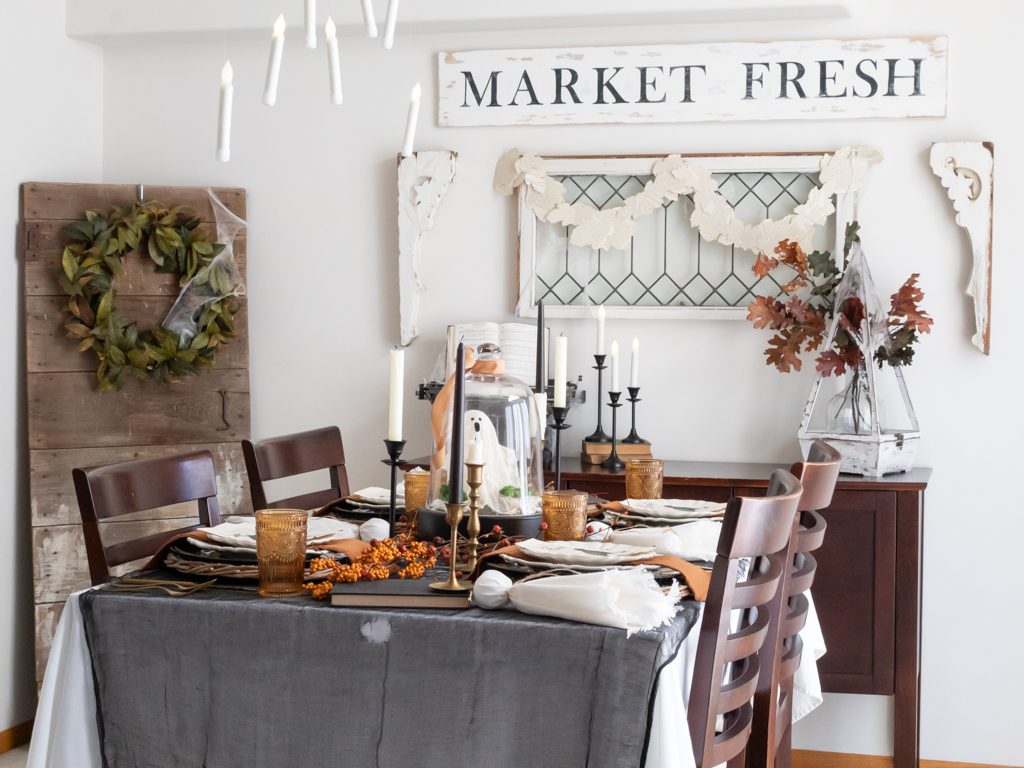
622;386;646;444
585;355;611;443
551;406;571;490
601;392;625;470
381;439;407;537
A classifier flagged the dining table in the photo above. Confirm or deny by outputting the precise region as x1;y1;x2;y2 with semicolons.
28;558;826;768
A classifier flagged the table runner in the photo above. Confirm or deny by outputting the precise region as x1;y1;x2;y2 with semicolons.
79;584;701;768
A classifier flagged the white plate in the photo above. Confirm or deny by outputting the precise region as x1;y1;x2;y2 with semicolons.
517;539;657;566
500;555;661;574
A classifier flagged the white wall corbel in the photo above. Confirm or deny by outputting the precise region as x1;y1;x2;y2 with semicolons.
930;142;994;355
397;150;458;347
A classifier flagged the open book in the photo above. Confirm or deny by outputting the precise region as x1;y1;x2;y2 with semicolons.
446;322;549;384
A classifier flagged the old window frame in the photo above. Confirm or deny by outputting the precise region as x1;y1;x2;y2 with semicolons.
516;152;842;320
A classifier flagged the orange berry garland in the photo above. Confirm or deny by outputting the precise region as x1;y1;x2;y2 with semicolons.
302;537;437;600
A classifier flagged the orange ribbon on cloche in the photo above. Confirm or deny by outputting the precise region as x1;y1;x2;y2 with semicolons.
430;346;505;470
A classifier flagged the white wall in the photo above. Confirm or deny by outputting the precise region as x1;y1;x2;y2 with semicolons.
0;1;104;733
95;0;1019;763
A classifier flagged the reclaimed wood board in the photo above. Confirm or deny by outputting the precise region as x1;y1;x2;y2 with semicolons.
22;182;252;685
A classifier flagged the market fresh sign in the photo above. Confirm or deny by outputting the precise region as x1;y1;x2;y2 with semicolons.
437;37;947;126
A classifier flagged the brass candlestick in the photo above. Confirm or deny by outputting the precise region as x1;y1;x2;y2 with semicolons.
459;462;484;574
430;502;471;592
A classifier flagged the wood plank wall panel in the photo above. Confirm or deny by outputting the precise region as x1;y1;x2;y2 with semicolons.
22;182;252;686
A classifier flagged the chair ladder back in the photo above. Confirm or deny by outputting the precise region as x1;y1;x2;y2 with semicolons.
242;426;349;511
748;440;842;768
72;449;222;586
687;469;802;768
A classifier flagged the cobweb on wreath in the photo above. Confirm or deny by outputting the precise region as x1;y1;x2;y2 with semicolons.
162;188;247;346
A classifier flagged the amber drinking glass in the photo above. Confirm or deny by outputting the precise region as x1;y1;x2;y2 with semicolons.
255;509;308;597
404;470;430;530
541;490;588;542
625;459;664;500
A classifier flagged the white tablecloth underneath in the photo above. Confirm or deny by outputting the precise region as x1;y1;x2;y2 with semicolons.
28;591;824;768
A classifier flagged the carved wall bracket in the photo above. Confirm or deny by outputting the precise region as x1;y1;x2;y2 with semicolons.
930;141;994;355
397;151;458;347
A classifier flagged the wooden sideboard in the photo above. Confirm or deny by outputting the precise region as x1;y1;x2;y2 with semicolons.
556;458;929;768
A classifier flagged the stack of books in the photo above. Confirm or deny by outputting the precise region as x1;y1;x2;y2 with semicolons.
581;440;653;464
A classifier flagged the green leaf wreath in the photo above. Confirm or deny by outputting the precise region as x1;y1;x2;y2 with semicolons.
59;201;240;391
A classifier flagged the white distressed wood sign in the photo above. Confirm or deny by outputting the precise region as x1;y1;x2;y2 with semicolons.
438;37;947;126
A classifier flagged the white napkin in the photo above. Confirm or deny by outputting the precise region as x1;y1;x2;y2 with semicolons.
193;516;359;552
359;518;391;543
472;570;513;609
517;539;657;567
621;499;727;520
351;487;404;505
506;569;682;636
609;520;723;563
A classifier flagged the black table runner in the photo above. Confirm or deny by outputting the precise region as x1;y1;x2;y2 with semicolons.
81;581;699;768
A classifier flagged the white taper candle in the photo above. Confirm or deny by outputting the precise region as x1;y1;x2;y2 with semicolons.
609;340;620;392
381;0;400;49
553;334;567;408
596;304;605;356
325;18;343;105
262;15;286;107
360;0;378;37
389;348;404;442
401;82;421;158
216;61;233;163
466;438;484;465
630;337;640;388
304;0;316;48
533;392;547;439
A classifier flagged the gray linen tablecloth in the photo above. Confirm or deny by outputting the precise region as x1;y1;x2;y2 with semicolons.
80;583;700;768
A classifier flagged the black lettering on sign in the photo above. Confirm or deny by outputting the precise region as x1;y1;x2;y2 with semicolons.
509;71;541;106
637;66;667;104
777;62;807;99
594;67;627;104
742;62;771;99
669;65;706;103
817;60;847;98
552;68;582;105
885;58;924;96
461;71;501;107
854;60;878;98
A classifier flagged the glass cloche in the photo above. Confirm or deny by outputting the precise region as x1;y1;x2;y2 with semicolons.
427;342;544;516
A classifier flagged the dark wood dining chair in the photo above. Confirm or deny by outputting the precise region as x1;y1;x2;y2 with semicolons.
73;450;222;586
241;426;350;511
688;468;803;768
747;440;842;768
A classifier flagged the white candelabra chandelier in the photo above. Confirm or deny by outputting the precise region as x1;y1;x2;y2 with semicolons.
216;0;408;163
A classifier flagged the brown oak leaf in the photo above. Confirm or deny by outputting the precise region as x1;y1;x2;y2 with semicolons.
747;296;790;330
801;309;827;351
815;350;847;377
765;328;805;373
775;239;810;279
889;274;934;334
753;253;780;278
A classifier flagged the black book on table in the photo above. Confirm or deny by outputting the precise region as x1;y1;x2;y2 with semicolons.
330;577;470;608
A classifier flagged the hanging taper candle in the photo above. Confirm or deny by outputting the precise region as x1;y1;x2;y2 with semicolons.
381;0;400;49
304;0;316;48
262;14;286;106
216;61;233;162
360;0;378;37
325;17;342;105
400;82;421;158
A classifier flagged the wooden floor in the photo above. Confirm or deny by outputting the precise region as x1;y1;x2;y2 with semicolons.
794;750;1011;768
0;745;28;768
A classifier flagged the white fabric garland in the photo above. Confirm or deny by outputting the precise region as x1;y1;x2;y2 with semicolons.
494;146;883;255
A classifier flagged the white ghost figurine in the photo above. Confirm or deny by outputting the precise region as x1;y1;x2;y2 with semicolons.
464;410;526;514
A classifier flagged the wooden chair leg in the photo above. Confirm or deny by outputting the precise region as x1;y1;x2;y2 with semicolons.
728;747;747;768
775;678;793;768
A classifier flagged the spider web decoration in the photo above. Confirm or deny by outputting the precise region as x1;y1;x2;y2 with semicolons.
534;170;832;309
